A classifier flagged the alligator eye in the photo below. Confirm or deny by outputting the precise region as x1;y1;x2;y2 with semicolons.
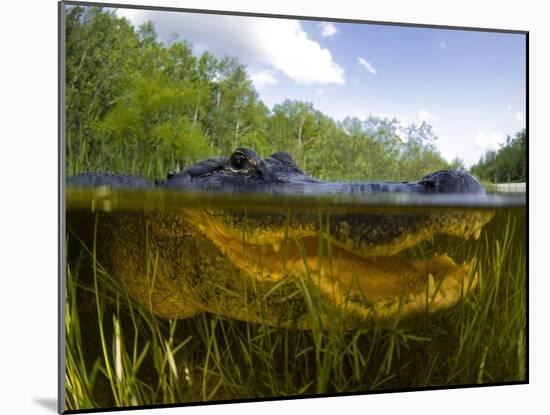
230;151;251;171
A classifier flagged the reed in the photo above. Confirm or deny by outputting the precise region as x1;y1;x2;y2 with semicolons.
64;207;526;410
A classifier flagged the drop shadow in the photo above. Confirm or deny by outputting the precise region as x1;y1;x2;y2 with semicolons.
34;398;58;413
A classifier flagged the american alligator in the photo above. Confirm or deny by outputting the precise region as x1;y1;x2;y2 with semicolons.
67;148;494;329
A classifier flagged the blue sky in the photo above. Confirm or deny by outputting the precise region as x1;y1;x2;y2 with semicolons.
113;7;526;167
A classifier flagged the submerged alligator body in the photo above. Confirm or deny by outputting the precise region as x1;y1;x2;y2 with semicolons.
67;148;494;329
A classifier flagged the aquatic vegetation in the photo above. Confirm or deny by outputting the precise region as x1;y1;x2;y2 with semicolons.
65;199;525;410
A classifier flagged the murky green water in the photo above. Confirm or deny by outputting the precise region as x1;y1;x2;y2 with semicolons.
65;188;526;409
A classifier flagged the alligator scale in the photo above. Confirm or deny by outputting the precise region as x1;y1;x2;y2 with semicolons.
67;148;494;329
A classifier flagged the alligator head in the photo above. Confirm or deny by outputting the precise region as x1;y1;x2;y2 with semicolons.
158;147;485;194
67;148;494;329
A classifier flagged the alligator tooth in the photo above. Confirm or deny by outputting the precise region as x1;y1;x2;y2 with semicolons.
427;273;436;297
96;185;110;198
272;242;281;253
438;284;447;299
473;228;481;240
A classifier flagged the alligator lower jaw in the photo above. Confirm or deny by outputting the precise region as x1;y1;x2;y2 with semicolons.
335;255;477;320
202;227;477;320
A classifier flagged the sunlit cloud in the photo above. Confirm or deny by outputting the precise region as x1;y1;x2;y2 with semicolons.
353;109;366;119
475;131;504;154
250;70;278;89
319;22;338;37
115;7;140;23
115;9;345;85
255;19;345;84
419;110;435;122
357;57;377;74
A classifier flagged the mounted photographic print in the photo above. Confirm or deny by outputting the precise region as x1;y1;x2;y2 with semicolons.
59;1;528;412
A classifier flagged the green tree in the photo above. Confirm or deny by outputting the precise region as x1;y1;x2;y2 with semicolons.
470;129;526;182
65;6;139;173
269;100;318;168
96;74;212;177
206;59;268;153
66;6;461;183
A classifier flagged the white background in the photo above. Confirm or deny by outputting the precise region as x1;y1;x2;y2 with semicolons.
0;0;544;414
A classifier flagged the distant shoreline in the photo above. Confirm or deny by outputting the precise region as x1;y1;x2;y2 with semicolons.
486;182;526;193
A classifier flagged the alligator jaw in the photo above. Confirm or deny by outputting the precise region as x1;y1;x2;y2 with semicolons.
274;250;477;320
187;208;495;258
144;208;488;322
196;218;478;320
335;255;478;320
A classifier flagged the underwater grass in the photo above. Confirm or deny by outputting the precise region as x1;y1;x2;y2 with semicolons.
64;207;526;411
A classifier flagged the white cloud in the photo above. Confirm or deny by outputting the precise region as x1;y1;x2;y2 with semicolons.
316;88;324;95
357;57;377;74
439;41;447;50
254;19;345;84
319;22;338;37
506;104;513;112
375;112;398;120
419;110;435;122
115;7;140;23
515;111;524;122
250;70;278;89
114;10;345;85
475;132;504;154
353;110;366;119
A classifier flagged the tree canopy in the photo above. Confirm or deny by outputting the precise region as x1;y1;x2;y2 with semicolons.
65;6;524;183
470;129;526;183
